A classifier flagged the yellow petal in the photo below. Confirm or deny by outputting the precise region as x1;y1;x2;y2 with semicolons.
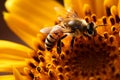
54;6;67;17
64;0;94;14
94;0;105;17
104;0;118;16
5;0;65;27
0;40;32;58
0;40;30;72
0;75;15;80
3;12;38;49
118;0;120;17
104;0;118;7
83;4;92;16
4;0;66;48
13;68;25;80
0;54;27;61
111;5;118;16
72;0;95;17
64;0;72;11
0;60;27;73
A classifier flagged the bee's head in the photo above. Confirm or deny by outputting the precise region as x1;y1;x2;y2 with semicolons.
86;22;96;36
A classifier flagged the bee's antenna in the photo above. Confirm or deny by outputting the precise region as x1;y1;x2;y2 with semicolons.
95;24;107;29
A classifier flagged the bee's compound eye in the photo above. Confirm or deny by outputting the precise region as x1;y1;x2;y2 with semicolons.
87;22;95;35
87;29;94;35
89;22;94;27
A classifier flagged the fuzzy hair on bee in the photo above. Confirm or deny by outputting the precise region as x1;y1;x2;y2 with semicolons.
40;17;101;54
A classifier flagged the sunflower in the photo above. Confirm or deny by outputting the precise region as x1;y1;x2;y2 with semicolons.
1;0;120;80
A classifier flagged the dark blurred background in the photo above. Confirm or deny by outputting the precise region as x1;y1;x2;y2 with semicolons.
0;0;63;45
0;0;26;44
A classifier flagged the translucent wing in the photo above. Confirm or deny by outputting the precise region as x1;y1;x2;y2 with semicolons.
40;27;53;34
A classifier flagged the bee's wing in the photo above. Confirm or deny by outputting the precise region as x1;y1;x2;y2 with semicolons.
40;27;53;34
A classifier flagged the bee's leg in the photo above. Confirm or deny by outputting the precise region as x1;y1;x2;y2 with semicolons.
93;30;97;37
70;36;75;50
83;32;92;40
57;34;67;54
92;30;97;43
57;39;61;54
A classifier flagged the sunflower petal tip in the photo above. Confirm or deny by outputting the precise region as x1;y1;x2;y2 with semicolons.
3;12;11;23
5;0;15;12
5;0;11;10
3;12;8;19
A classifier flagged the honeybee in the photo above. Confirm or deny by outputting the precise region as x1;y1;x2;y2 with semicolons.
40;17;98;54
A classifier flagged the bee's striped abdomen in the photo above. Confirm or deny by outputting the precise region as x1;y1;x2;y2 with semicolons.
45;34;56;51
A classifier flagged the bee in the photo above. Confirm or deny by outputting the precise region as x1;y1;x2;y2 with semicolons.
40;17;99;54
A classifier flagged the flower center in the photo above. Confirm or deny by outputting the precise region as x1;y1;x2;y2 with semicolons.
23;3;120;80
62;34;118;79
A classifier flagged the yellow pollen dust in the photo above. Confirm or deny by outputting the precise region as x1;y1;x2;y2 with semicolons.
23;3;120;80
